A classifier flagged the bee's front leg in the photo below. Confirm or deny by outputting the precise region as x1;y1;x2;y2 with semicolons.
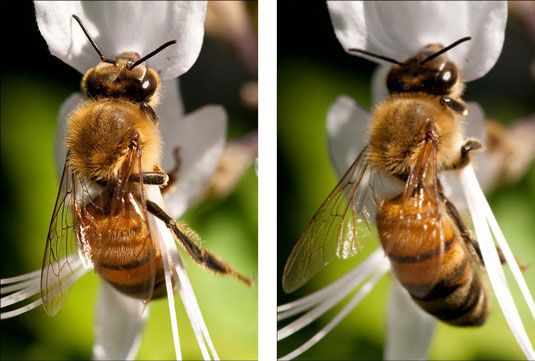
451;139;483;170
440;96;468;116
127;146;180;192
128;172;168;185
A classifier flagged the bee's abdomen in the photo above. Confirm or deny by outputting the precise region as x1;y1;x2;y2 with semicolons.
79;198;166;300
412;259;487;326
94;239;163;300
378;202;487;326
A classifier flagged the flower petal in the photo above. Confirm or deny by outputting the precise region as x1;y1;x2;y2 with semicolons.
327;95;370;177
35;1;207;79
92;282;148;361
161;103;227;219
385;279;436;360
327;1;507;81
158;80;185;124
371;65;390;105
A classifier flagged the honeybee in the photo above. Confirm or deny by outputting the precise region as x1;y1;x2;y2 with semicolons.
282;37;490;326
41;15;252;316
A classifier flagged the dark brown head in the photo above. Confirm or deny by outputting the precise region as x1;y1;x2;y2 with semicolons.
81;53;160;104
72;14;176;105
349;37;471;97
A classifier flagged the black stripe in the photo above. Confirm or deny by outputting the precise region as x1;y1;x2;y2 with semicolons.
98;252;153;270
388;237;454;263
106;279;155;298
411;256;469;301
433;273;482;321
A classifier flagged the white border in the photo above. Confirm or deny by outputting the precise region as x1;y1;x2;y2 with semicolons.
258;0;277;359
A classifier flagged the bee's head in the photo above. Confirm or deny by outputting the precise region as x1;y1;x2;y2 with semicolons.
81;52;161;104
73;15;175;104
349;37;470;97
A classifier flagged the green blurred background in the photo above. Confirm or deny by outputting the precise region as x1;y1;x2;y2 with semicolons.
1;2;257;360
277;2;534;360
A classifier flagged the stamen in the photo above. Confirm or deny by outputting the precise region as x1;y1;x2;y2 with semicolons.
278;249;387;338
173;257;219;360
1;298;43;319
1;279;38;295
460;165;535;359
1;263;86;319
279;262;390;360
149;185;219;360
1;282;41;308
481;195;535;318
1;269;41;285
278;249;385;319
153;216;182;361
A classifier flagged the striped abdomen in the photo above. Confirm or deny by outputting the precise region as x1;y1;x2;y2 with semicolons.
377;197;487;326
76;192;169;300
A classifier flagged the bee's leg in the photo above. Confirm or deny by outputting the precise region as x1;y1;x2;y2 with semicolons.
442;194;484;264
128;172;168;185
440;96;467;115
146;200;254;286
495;245;528;271
441;190;528;270
126;148;181;191
141;102;158;124
451;139;483;170
161;147;182;195
96;173;168;187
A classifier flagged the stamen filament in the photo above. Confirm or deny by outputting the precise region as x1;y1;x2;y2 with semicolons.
278;249;385;320
1;269;42;285
1;279;38;295
279;261;390;360
1;263;86;320
148;186;219;360
278;249;387;340
460;165;534;359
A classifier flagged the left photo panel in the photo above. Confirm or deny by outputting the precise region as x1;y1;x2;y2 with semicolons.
1;2;258;360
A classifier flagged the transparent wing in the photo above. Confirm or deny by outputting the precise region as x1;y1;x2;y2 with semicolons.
282;148;378;293
41;162;85;316
382;133;446;299
87;144;157;304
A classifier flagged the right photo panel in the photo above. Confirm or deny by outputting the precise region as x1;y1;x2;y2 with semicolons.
277;2;535;360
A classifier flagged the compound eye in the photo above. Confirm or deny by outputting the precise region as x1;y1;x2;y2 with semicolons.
432;62;458;94
141;71;158;98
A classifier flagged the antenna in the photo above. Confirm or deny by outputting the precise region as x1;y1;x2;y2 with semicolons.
421;36;471;65
72;15;115;64
128;40;177;69
347;48;403;66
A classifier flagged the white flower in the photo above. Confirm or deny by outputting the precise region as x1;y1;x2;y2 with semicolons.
279;1;534;360
1;2;234;360
328;1;507;81
34;1;206;81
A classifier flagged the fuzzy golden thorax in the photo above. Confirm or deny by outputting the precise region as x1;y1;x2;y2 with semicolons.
66;99;162;181
367;93;464;179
